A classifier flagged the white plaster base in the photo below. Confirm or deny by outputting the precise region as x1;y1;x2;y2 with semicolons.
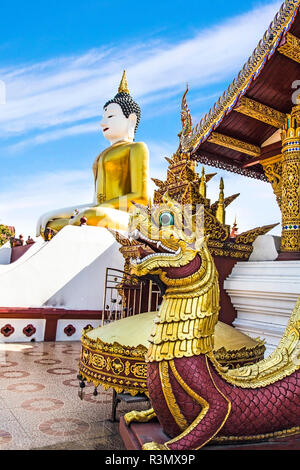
224;260;300;356
56;319;101;342
0;242;12;265
0;319;45;343
0;225;125;310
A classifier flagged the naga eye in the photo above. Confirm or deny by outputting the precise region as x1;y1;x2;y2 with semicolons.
159;212;174;227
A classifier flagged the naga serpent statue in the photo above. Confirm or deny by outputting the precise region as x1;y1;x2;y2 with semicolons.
122;193;300;450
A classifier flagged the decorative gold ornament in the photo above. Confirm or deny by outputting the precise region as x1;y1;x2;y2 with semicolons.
150;130;274;260
233;223;279;245
215;178;225;225
124;408;156;426
118;70;130;94
142;442;168;450
208;132;261;158
179;1;300;153
278;32;300;64
119;193;300;449
280;108;300;252
234;96;285;128
79;333;149;396
179;84;193;138
199;166;207;198
261;155;283;208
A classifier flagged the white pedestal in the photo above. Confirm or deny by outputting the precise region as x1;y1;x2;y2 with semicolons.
224;260;300;356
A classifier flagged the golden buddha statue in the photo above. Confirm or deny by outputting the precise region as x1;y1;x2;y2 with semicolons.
36;71;149;238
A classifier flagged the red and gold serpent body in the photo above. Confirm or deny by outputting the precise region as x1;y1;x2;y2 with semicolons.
123;196;300;450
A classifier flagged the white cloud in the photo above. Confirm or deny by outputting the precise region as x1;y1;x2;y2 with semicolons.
0;1;283;237
9;122;100;153
0;154;281;238
201;165;282;235
0;1;281;146
0;169;94;236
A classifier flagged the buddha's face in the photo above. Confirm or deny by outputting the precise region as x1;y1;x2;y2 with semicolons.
101;103;137;144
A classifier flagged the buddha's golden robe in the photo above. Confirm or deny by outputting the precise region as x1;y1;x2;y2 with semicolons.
46;140;149;233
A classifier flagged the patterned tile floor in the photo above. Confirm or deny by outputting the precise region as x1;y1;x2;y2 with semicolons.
0;341;147;450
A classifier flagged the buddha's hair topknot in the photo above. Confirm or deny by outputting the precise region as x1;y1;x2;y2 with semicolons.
104;92;141;133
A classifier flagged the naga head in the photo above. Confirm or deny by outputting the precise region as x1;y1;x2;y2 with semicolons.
127;193;214;290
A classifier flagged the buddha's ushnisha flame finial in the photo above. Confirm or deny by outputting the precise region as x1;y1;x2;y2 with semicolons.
118;70;130;94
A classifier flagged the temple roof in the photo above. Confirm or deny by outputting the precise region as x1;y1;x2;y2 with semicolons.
181;0;300;180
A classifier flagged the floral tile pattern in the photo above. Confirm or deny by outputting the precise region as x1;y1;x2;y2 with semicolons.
0;341;148;450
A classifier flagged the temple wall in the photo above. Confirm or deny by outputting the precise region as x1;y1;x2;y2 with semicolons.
0;241;12;265
0;225;125;311
10;244;34;263
224;260;300;356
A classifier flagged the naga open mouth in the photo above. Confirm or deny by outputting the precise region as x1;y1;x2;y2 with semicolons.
128;229;181;265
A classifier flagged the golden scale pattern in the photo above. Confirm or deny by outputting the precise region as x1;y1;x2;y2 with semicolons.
146;257;220;363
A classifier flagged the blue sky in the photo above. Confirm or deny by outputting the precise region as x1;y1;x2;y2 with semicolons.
0;0;282;237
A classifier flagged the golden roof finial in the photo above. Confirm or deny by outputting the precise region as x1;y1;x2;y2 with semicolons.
118;70;130;94
220;177;224;191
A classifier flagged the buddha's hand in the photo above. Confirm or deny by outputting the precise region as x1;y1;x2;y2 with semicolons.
36;204;90;236
68;208;95;226
68;206;130;231
36;212;55;237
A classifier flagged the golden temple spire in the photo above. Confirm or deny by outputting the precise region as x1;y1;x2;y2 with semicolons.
199;166;207;198
216;177;225;225
118;70;130;94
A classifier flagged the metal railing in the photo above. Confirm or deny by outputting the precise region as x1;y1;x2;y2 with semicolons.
101;268;161;326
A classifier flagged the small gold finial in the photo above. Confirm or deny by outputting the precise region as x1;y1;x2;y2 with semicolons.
118;70;130;94
216;177;225;225
199;166;206;198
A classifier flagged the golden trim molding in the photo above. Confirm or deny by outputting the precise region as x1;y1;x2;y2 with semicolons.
260;154;283;208
213;426;300;443
159;361;188;431
278;32;300;63
79;328;266;395
235;97;285;128
208;132;261;158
